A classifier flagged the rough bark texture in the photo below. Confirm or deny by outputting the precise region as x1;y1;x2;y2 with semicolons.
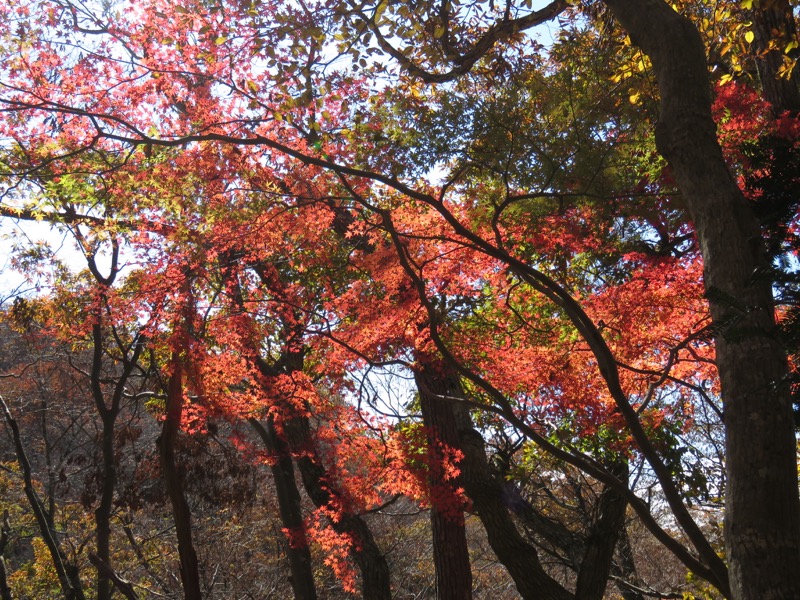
603;1;800;598
250;417;317;600
159;359;202;600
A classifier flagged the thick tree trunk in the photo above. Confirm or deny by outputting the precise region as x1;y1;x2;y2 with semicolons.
250;417;317;600
415;365;571;600
603;2;800;598
414;361;473;600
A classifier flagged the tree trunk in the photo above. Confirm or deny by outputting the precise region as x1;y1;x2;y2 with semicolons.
603;2;800;598
90;324;115;600
250;353;392;599
244;259;392;598
0;397;87;600
158;357;202;600
416;360;629;600
95;413;116;600
416;364;571;600
286;415;393;600
573;462;628;600
414;361;474;600
250;417;317;600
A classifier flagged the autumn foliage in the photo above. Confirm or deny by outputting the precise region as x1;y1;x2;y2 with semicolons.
0;0;799;599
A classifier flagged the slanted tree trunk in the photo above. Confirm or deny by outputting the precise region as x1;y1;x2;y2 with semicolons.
284;414;393;600
1;396;86;600
417;359;630;600
250;417;317;600
249;376;392;600
243;257;393;599
603;2;800;598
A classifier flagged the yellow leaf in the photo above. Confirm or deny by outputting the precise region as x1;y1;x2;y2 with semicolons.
374;0;387;23
629;92;640;105
745;31;755;44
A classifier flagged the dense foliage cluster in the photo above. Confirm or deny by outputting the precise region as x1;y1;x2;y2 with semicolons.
0;1;798;599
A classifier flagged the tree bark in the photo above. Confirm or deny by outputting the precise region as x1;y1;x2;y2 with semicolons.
90;323;114;600
250;417;317;600
90;324;143;600
603;2;800;598
88;553;140;600
416;365;571;600
416;360;631;600
414;361;474;600
249;352;392;599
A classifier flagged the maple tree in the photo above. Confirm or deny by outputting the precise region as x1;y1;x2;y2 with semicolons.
0;0;799;599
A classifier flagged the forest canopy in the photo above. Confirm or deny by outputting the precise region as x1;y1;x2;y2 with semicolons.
0;1;798;599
